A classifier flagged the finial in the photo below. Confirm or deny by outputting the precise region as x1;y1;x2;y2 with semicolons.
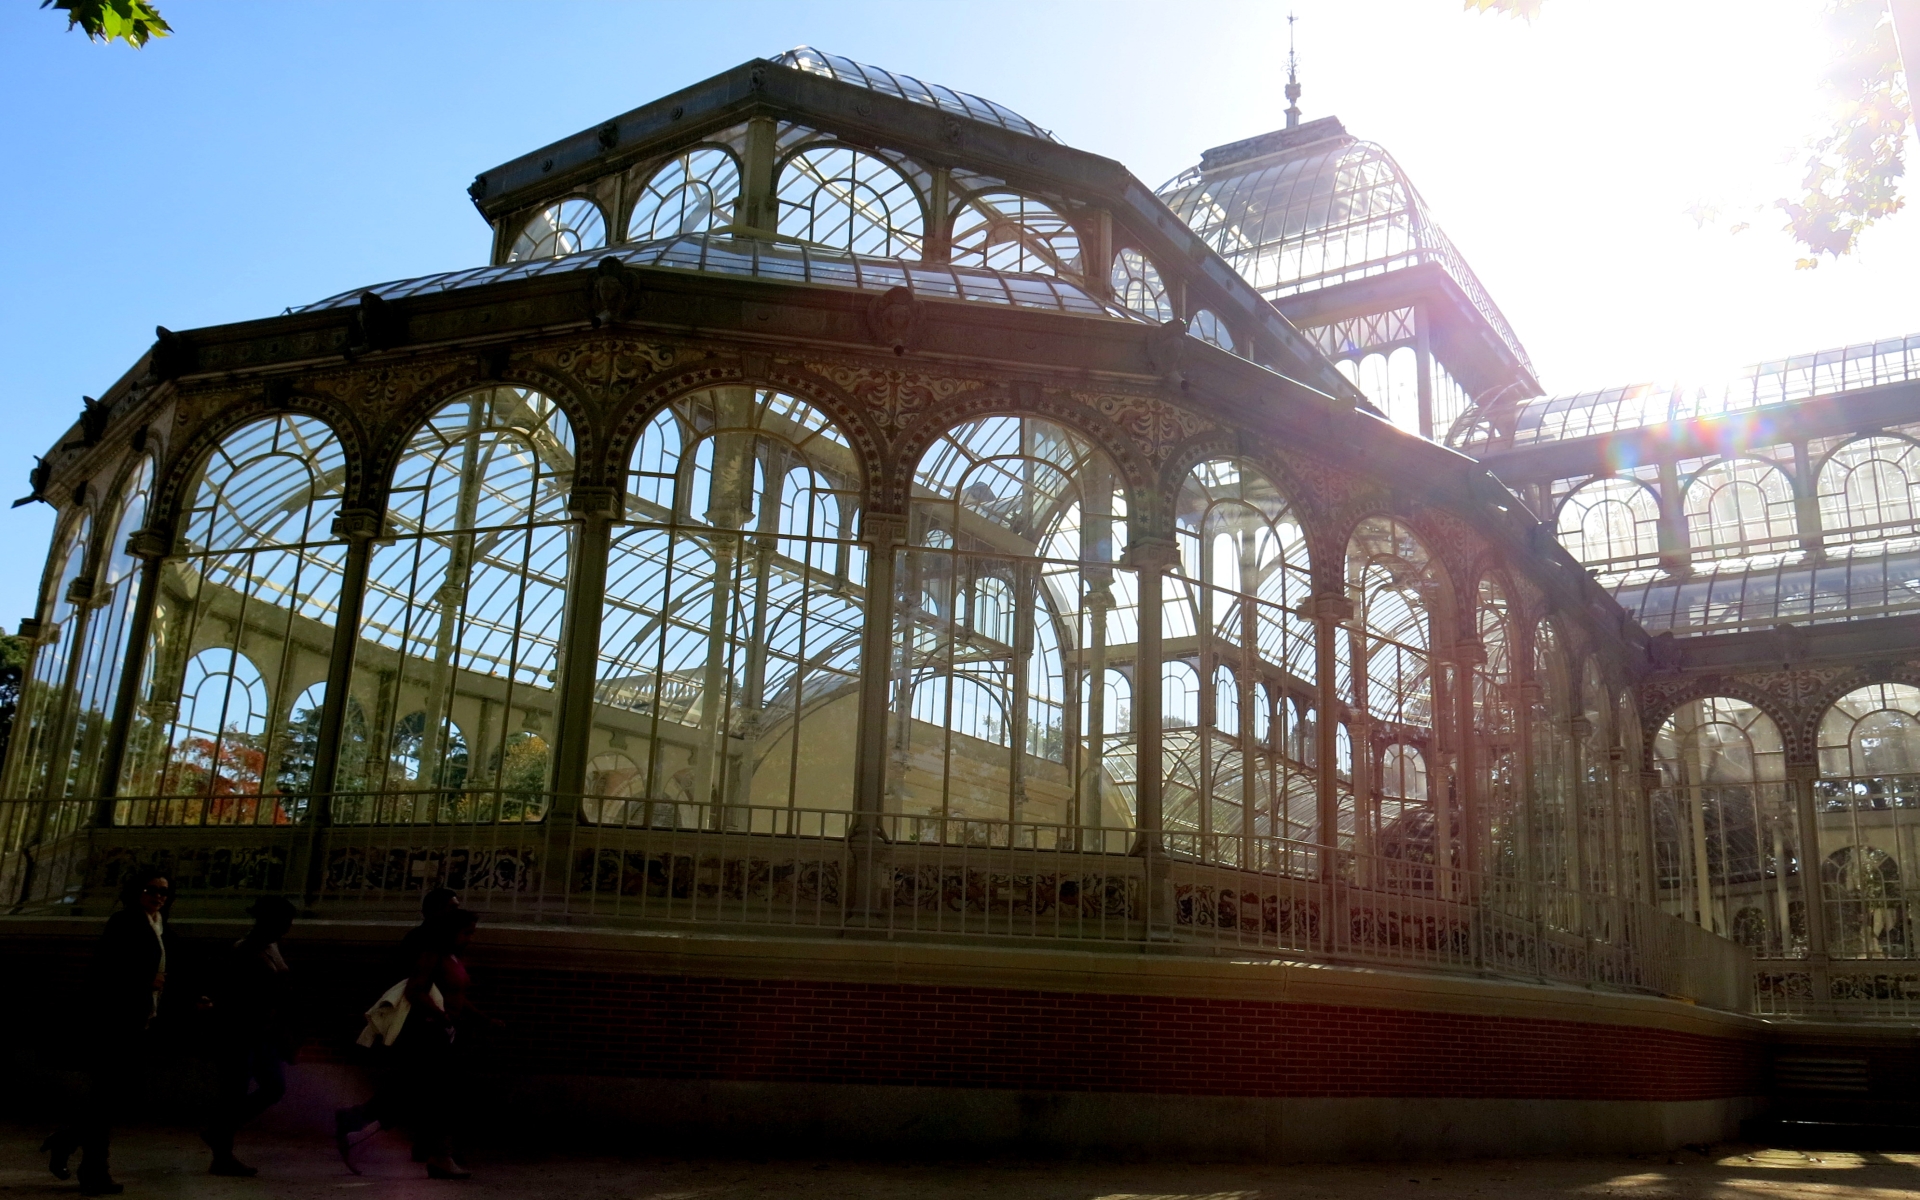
1284;11;1303;129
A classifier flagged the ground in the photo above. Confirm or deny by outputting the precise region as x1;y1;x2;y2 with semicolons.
5;1128;1920;1199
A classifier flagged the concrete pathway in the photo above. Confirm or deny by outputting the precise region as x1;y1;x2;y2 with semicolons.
5;1126;1920;1199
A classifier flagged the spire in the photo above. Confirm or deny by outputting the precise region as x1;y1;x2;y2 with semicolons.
1284;12;1303;129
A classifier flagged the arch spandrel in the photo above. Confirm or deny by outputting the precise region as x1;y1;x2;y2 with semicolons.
362;365;599;502
152;390;369;543
607;361;890;515
888;387;1155;524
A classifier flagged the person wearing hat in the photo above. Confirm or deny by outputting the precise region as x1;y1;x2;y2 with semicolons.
199;895;298;1177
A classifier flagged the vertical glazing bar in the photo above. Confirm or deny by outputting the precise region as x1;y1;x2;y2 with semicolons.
93;530;168;823
549;489;616;811
1126;539;1173;933
304;509;379;901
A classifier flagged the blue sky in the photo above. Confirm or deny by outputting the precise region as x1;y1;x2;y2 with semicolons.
1;0;1914;626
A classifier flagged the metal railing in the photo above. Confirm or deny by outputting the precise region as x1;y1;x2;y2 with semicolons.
0;790;1744;1007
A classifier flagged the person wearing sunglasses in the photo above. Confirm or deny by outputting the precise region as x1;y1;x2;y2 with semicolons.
42;870;180;1195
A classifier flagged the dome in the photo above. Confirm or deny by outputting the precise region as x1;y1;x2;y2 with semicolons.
773;46;1057;143
1157;121;1531;379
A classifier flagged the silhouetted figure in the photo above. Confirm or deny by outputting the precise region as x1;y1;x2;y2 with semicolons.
43;870;179;1196
334;886;465;1173
200;896;298;1176
398;907;493;1179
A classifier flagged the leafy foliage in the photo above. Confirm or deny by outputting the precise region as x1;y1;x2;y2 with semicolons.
1466;0;1912;264
0;635;31;772
41;0;171;47
1781;0;1911;266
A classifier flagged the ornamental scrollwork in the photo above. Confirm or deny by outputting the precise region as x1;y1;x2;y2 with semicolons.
531;338;678;401
1065;389;1212;463
803;362;983;433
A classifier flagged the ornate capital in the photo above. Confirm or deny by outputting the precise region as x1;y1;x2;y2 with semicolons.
568;485;622;521
1306;592;1354;622
65;577;94;605
126;528;172;561
331;509;384;542
16;618;44;642
1121;537;1179;574
859;512;908;547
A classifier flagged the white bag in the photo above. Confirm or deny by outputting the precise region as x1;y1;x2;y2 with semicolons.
355;978;443;1048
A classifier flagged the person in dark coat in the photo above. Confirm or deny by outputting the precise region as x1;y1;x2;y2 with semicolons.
333;886;463;1171
42;869;180;1196
394;907;494;1180
200;895;298;1177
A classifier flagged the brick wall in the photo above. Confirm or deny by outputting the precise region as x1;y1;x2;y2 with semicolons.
0;931;1765;1105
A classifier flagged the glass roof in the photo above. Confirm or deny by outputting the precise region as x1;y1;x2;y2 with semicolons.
295;233;1153;323
772;46;1058;144
1502;333;1920;448
1157;134;1531;376
1613;546;1920;636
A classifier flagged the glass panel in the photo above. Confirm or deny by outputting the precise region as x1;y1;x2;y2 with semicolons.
1651;696;1800;955
628;147;740;243
509;198;607;262
120;415;348;826
776;147;924;258
591;387;865;829
343;388;573;824
895;415;1135;841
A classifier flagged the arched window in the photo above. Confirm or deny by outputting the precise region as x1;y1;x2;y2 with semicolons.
1379;743;1428;818
1252;681;1272;743
1556;476;1662;572
1683;457;1798;563
169;648;270;811
1188;309;1235;354
1385;345;1419;433
972;576;1014;644
1474;577;1520;879
1577;657;1618;896
902;415;1131;829
1652;695;1797;949
1819;682;1920;780
1814;682;1920;956
1172;457;1316;855
948;191;1080;276
348;389;573;823
1817;435;1920;554
121;416;347;824
1213;664;1240;732
1529;620;1575;896
1823;845;1908;958
509;198;607;261
59;460;152;801
8;517;90;808
597;388;864;821
627;146;740;242
1346;517;1438;857
777;146;923;257
1162;660;1200;728
1110;248;1171;322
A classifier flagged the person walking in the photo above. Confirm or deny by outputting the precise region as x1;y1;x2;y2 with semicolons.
199;896;298;1177
394;907;491;1180
334;886;464;1172
42;870;180;1196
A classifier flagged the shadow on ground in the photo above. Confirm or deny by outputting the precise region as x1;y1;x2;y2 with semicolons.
6;1125;1920;1199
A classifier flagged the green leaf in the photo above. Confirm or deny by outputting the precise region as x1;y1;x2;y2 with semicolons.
41;0;172;47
